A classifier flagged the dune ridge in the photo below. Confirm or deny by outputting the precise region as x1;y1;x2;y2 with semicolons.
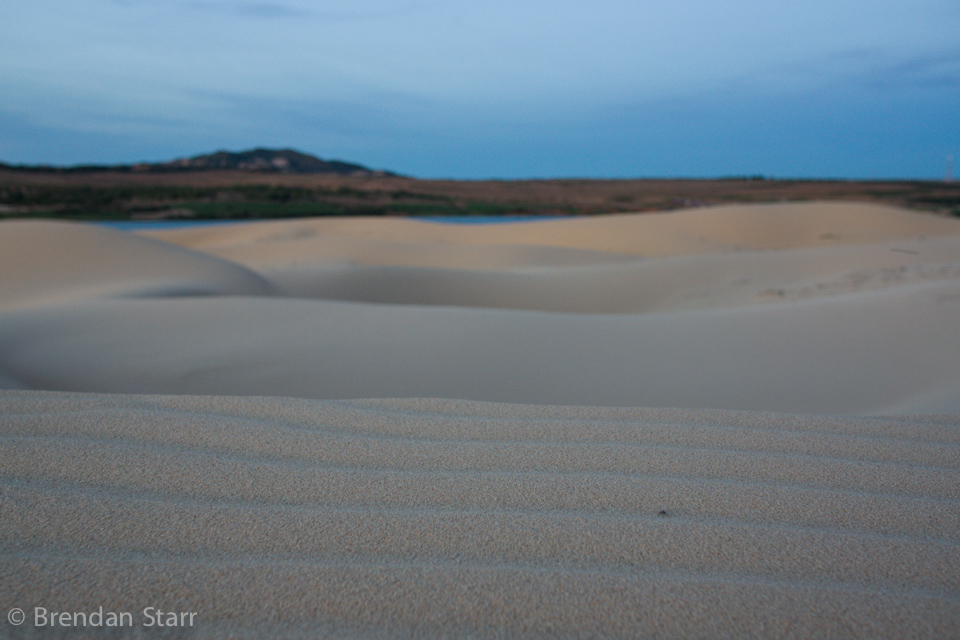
145;201;960;261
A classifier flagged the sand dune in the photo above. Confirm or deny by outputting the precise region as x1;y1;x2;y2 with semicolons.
2;202;960;637
146;201;960;263
1;203;959;413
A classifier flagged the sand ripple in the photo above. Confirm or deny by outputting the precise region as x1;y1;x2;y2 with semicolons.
2;392;958;638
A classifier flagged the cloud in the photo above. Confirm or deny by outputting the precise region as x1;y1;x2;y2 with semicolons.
183;1;310;19
703;46;960;101
180;0;432;21
233;2;308;18
867;50;960;89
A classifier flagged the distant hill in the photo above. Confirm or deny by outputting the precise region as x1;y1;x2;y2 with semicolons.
0;148;392;176
156;148;384;174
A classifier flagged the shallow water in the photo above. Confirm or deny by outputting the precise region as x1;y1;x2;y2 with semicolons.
96;215;566;231
95;219;266;231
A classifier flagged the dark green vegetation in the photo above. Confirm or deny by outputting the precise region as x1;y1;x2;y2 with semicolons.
0;182;556;220
2;168;959;221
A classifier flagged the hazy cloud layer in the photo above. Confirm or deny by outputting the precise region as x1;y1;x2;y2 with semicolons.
185;2;311;18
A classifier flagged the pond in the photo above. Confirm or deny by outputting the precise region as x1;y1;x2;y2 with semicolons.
95;215;567;231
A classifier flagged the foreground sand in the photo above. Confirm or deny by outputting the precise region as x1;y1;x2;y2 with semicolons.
2;202;960;637
2;391;958;638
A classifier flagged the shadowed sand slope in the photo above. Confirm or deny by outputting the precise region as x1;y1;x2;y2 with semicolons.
0;281;959;414
1;391;958;639
0;220;273;311
259;235;960;313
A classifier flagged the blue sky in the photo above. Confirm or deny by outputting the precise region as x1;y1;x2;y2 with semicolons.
1;1;958;178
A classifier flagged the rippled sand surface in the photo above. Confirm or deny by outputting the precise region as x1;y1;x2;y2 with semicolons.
3;392;958;638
